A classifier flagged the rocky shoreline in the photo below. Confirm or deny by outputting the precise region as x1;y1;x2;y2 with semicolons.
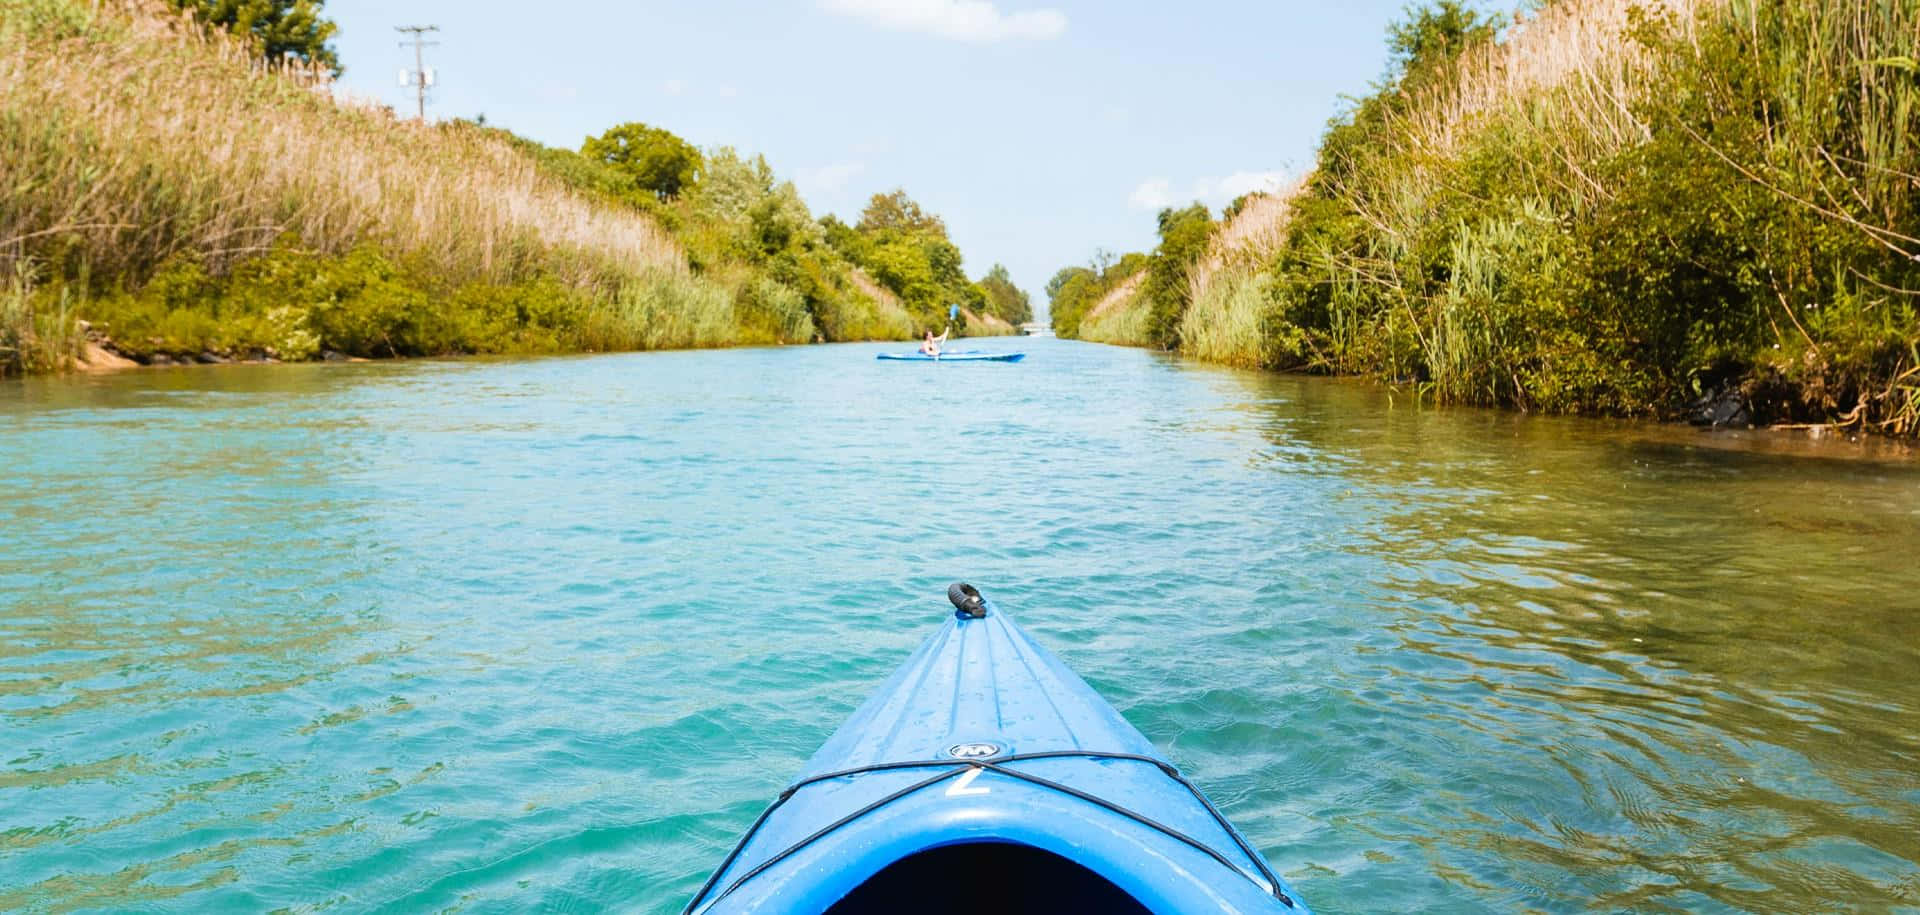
73;322;364;373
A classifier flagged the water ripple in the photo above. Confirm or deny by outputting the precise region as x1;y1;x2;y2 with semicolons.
2;341;1918;912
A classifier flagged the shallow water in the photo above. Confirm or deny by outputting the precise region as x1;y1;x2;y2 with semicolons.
2;338;1918;913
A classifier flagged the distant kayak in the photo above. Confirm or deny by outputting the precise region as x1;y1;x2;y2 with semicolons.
684;584;1306;914
876;350;1024;362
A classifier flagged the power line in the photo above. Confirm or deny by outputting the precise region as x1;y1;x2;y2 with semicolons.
395;25;439;121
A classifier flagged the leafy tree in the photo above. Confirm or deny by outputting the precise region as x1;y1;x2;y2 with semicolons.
819;215;867;262
1046;252;1148;337
694;147;777;223
1047;266;1094;304
1047;269;1098;337
1387;0;1503;87
824;190;983;327
862;236;943;310
582;122;703;201
1142;203;1213;349
977;264;1032;324
857;190;948;238
168;0;340;74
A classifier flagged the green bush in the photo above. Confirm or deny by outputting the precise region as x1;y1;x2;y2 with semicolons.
0;262;81;375
1151;0;1920;434
736;276;814;344
1140;204;1213;349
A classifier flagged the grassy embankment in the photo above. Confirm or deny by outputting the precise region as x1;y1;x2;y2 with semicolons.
1077;272;1149;345
1053;0;1920;435
0;0;920;374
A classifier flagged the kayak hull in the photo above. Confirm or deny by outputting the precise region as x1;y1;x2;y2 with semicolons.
685;592;1306;914
876;351;1025;362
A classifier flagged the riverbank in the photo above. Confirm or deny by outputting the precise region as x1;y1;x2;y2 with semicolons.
0;0;1026;377
1049;0;1920;438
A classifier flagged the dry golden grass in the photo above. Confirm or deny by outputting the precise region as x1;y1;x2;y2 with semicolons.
1414;0;1710;159
1178;179;1305;368
1211;184;1300;262
1363;0;1714;223
838;266;917;338
0;0;682;292
1077;271;1152;346
958;306;1016;336
846;267;903;312
1082;270;1144;323
1188;176;1304;309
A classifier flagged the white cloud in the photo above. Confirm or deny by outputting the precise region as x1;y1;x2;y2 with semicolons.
663;78;687;96
1216;170;1287;200
1127;171;1288;211
1128;178;1175;211
821;0;1067;41
717;85;740;99
796;160;868;197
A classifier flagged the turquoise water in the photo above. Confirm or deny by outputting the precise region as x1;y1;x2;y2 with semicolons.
3;337;1919;913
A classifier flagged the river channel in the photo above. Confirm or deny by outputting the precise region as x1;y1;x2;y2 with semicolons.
2;337;1917;912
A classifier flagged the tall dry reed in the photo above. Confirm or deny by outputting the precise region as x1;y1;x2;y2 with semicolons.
1078;271;1152;346
1305;0;1724;400
0;262;81;373
1181;177;1305;367
0;0;682;296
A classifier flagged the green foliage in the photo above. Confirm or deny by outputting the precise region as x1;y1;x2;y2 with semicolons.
673;148;903;342
0;0;969;373
579;269;737;352
808;287;913;341
1142;203;1213;349
0;262;81;375
502;132;919;346
1386;0;1502;85
1046;265;1091;303
857;189;948;236
736;276;815;344
1173;0;1920;434
976;264;1032;325
71;238;757;361
1049;203;1214;348
1045;267;1097;337
166;0;339;74
1180;266;1285;369
825;189;985;330
1045;252;1148;338
0;0;98;41
581;122;703;202
1078;279;1152;346
462;122;677;227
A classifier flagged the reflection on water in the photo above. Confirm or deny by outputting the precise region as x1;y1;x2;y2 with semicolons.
2;342;1918;912
1230;379;1920;910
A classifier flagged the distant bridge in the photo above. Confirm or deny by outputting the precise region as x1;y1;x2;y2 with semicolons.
1019;322;1054;336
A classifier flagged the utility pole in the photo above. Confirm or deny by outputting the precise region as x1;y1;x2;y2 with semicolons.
395;25;439;121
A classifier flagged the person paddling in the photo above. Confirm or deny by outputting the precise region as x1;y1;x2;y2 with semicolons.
920;328;949;357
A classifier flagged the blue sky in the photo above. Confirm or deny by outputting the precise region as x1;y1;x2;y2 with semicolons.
325;0;1414;313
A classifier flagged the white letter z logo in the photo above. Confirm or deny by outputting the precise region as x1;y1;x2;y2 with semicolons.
945;766;991;797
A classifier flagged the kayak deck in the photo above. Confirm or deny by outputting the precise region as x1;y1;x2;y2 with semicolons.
685;589;1305;914
875;350;1025;362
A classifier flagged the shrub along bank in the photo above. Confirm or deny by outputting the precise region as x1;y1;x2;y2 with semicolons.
1;0;1021;374
1050;0;1920;436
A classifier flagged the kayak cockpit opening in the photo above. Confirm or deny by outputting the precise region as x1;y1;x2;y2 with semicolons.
824;841;1151;915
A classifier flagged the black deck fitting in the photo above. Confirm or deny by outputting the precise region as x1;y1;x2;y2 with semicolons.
948;582;987;618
